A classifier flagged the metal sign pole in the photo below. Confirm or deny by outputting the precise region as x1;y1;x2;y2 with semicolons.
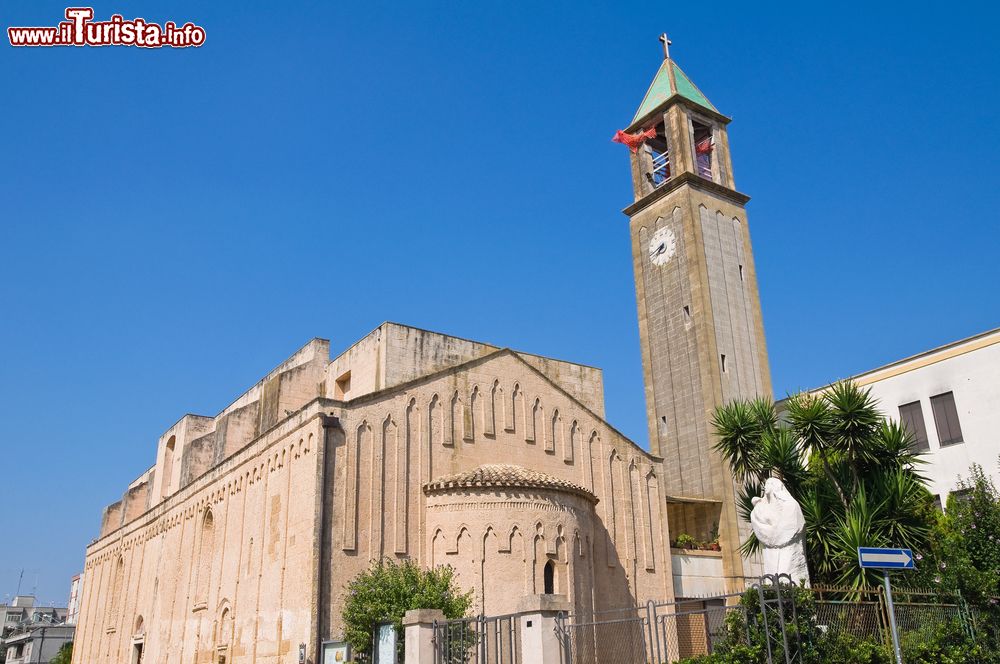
883;571;903;664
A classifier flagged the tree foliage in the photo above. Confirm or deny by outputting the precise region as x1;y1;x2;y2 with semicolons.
675;584;997;664
911;463;1000;606
341;559;473;657
50;642;73;664
711;381;934;587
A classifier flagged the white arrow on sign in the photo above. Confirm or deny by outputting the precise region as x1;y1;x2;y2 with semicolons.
860;550;911;565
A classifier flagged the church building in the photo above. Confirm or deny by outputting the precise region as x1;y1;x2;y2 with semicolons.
71;40;771;664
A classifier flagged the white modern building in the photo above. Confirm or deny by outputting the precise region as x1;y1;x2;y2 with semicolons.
811;327;1000;506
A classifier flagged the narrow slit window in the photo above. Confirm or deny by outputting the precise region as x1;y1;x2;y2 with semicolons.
738;265;744;281
720;354;727;373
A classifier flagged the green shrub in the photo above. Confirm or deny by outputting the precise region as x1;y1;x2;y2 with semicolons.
341;559;473;659
50;642;73;664
673;584;1000;664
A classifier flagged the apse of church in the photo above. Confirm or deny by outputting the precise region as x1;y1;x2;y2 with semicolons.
73;324;676;664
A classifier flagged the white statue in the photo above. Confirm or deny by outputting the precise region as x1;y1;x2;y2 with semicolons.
750;477;810;586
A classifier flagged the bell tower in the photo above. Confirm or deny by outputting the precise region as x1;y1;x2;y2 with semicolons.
621;36;772;585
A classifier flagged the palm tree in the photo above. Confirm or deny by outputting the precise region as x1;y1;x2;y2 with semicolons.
712;381;933;588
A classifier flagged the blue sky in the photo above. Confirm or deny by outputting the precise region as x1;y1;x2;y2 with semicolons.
2;0;997;604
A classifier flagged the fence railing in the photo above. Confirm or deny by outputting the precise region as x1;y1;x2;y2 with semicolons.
811;584;975;647
433;613;521;664
556;593;750;664
556;580;1000;664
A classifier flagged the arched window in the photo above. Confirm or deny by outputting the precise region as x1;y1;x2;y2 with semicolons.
543;560;555;594
108;555;125;623
196;509;215;605
160;436;176;500
218;607;232;646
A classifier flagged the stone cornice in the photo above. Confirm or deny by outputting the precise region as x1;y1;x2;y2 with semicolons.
622;171;751;217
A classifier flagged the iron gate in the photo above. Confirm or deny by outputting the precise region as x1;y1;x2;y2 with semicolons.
432;613;521;664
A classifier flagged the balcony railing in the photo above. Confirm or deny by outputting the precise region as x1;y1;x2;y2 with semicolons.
648;150;670;187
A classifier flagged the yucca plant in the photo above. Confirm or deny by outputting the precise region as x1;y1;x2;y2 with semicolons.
712;381;933;587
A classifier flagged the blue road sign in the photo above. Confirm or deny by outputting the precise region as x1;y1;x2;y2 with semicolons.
858;547;915;570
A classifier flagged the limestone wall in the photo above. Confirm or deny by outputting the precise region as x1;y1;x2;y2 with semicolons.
73;404;326;664
319;348;675;642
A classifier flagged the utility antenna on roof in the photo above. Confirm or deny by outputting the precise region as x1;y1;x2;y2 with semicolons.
658;32;672;60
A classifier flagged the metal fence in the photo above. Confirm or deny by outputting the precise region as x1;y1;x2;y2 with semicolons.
556;592;750;664
433;613;521;664
811;584;975;645
555;577;1000;664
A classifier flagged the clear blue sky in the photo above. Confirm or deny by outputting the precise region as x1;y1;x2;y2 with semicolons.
2;0;998;604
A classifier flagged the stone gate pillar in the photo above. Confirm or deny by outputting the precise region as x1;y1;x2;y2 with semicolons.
403;608;444;664
518;595;571;664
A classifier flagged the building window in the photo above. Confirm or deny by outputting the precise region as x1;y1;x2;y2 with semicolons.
334;371;351;400
692;119;714;180
643;122;670;189
897;401;929;452
930;392;964;446
543;560;555;594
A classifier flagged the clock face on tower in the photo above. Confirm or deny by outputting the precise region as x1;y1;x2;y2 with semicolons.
648;226;677;266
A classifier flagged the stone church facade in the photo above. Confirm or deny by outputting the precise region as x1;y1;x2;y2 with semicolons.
72;45;771;664
73;325;675;664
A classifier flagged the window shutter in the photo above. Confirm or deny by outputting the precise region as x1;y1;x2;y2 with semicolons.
898;401;929;452
930;392;964;446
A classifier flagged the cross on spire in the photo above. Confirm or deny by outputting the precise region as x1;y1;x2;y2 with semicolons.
659;33;672;60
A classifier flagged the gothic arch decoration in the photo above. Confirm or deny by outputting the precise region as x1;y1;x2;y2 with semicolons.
431;528;445;568
159;435;177;501
429;393;445;447
605;449;622;566
214;600;233;661
482;525;499;556
543;559;555;594
382;406;410;554
566;420;580;464
586;431;600;491
374;414;396;559
397;399;416;556
487;380;500;437
468;386;481;442
532;524;547;594
527;398;542;444
625;459;640;562
642;468;658;571
448;391;463;446
343;421;371;551
508;383;522;433
546;408;561;453
133;614;144;638
453;525;473;554
480;526;501;613
195;507;215;606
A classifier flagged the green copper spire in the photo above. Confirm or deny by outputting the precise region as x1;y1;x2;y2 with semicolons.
632;57;717;125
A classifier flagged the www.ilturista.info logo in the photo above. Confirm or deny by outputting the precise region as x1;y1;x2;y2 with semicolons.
8;8;205;48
